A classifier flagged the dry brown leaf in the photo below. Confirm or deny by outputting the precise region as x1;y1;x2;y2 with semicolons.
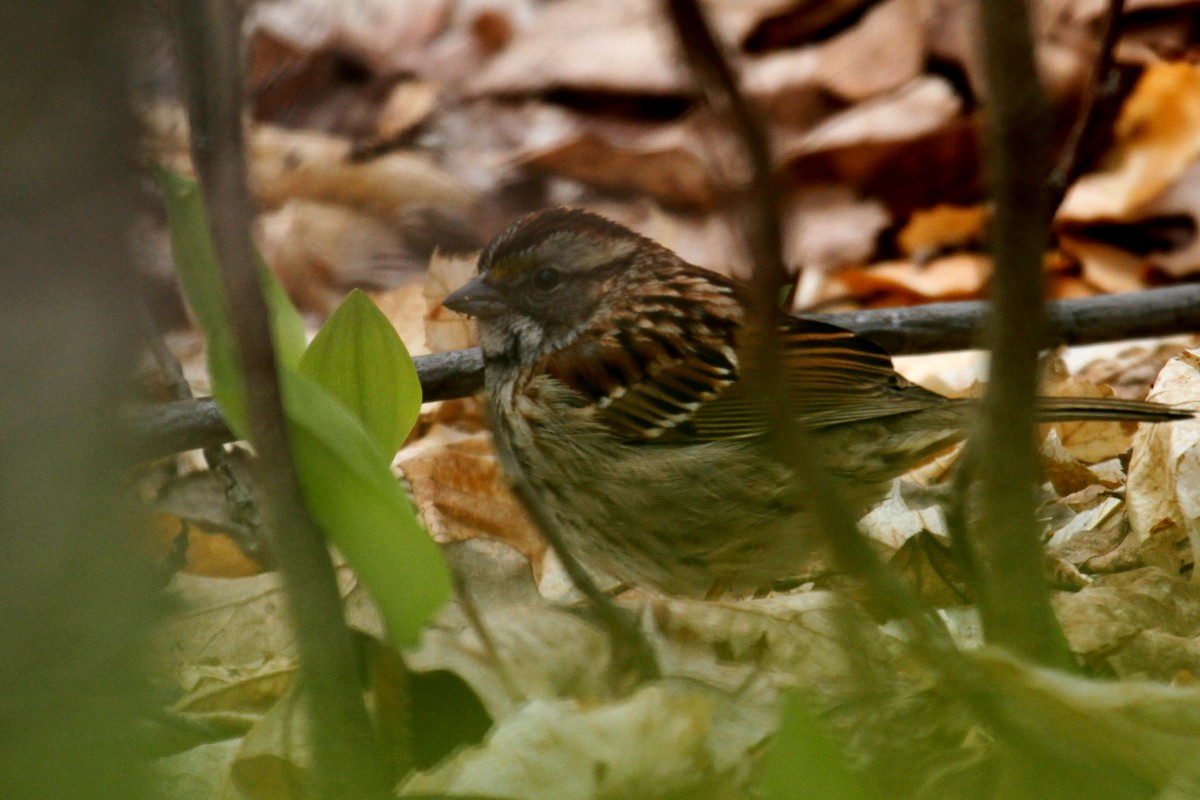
782;75;961;158
1060;63;1200;222
802;0;931;103
1041;428;1120;496
370;280;429;357
896;203;989;260
1126;349;1200;566
375;78;439;140
1075;339;1193;400
423;249;480;352
1042;359;1145;462
255;199;416;314
1058;234;1148;295
520;115;719;209
397;424;546;567
779;76;975;210
783;186;891;274
743;0;930;122
839;252;991;301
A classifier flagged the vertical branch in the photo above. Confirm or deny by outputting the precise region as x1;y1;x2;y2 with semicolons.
168;1;393;795
972;0;1074;667
661;0;969;677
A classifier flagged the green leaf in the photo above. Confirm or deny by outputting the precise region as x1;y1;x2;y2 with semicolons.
761;693;874;800
283;370;449;645
153;166;307;430
260;253;307;371
299;289;422;457
154;165;249;434
158;164;449;646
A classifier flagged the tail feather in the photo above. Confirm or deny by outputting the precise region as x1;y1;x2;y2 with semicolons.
1034;396;1194;423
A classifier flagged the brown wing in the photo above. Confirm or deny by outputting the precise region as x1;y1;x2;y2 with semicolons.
675;317;948;441
540;271;947;443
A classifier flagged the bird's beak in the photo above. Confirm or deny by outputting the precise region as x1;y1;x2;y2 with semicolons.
442;275;506;319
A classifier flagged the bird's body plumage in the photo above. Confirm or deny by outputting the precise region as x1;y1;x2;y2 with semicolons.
445;208;1189;597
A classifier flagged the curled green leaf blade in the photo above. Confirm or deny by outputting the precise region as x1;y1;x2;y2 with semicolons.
283;370;450;645
299;289;421;456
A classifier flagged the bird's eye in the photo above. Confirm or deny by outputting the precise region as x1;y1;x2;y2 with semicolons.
531;267;561;292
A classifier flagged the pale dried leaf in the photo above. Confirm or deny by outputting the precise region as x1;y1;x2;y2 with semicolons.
250;125;476;217
406;539;609;717
153;739;242;800
1054;567;1200;676
782;76;961;157
647;589;902;695
466;0;682;97
1127;350;1200;566
859;482;947;551
399;680;774;800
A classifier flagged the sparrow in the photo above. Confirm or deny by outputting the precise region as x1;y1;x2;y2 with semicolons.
443;208;1188;597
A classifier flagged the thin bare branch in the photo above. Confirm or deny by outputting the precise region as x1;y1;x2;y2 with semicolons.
130;283;1200;460
1047;0;1128;215
168;0;392;795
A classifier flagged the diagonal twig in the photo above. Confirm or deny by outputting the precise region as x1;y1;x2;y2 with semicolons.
168;0;393;795
1046;0;1128;216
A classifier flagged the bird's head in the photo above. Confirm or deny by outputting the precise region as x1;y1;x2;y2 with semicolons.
442;208;668;366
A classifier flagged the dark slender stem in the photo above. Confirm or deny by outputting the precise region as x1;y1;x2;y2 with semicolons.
661;0;971;681
1046;0;1128;215
974;0;1075;667
169;0;392;795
